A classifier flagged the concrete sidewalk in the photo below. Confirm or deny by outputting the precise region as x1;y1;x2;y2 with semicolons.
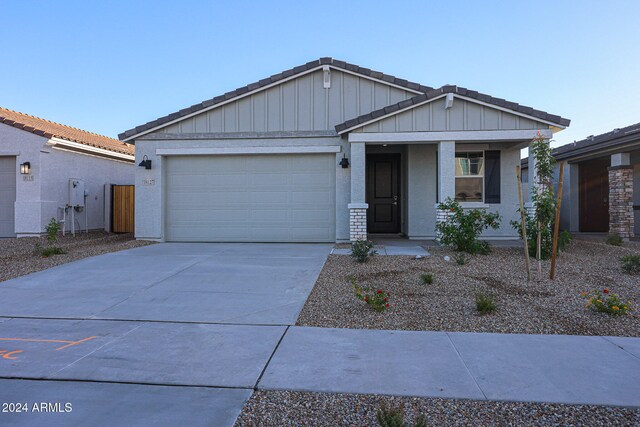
259;327;640;407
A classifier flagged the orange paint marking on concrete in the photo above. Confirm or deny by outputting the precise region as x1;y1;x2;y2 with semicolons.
0;350;23;360
54;336;98;351
0;335;98;351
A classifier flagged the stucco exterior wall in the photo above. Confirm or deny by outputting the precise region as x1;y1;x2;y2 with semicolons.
134;136;348;241
0;123;134;236
40;148;134;233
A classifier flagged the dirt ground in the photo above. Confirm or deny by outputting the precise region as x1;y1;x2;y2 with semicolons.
0;231;154;282
297;240;640;336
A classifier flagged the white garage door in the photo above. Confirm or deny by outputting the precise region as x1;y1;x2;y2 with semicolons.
0;157;16;238
165;154;336;242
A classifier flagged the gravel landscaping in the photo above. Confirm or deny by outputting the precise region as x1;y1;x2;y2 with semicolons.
0;232;154;282
235;390;640;426
297;239;640;336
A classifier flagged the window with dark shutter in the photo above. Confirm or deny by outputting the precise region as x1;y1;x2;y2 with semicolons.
484;150;501;204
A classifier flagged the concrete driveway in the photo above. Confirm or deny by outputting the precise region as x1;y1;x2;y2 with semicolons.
0;243;331;426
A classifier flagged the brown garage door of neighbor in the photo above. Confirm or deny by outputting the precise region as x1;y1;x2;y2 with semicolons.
112;185;135;233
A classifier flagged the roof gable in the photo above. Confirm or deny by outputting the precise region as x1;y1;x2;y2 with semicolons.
335;85;570;134
118;57;433;141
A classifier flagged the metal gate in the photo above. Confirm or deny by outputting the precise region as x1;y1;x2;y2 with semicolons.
111;185;135;233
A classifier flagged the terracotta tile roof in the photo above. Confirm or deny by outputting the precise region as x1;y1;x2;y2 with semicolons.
0;107;134;156
335;85;571;133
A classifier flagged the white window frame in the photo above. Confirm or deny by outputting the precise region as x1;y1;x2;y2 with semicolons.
455;150;485;204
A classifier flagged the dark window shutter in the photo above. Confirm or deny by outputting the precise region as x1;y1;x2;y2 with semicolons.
485;150;501;204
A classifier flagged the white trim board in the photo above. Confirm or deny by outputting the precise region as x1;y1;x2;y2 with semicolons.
337;93;566;135
47;137;134;161
155;145;342;156
122;65;424;142
349;129;553;144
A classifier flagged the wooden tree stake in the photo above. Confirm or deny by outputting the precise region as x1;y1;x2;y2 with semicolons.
516;165;531;281
550;161;565;280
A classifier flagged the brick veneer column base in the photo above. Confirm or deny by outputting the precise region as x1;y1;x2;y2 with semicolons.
608;165;634;239
349;203;368;242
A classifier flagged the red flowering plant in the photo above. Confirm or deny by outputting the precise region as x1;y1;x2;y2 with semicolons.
350;276;390;312
581;288;632;315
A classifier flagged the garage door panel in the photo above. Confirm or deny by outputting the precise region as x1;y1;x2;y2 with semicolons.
165;154;336;242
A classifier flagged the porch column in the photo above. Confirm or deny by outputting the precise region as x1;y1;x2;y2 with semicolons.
435;141;455;238
349;142;368;241
609;152;634;239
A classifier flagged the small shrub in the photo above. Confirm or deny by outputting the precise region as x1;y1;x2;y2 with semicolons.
582;289;632;315
436;198;500;254
42;247;65;258
455;253;467;266
351;240;377;263
351;276;390;312
621;255;640;274
377;403;426;427
45;217;61;245
606;233;623;246
558;230;573;251
420;273;433;285
475;292;496;314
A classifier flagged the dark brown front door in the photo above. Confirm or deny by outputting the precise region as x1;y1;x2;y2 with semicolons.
366;154;401;233
579;158;610;232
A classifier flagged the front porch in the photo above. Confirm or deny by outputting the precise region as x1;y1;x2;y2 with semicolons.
346;129;548;242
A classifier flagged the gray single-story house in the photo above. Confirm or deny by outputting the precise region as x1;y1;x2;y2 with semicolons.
523;122;640;238
119;57;570;243
0;107;135;237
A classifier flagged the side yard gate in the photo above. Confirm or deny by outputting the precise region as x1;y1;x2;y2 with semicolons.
111;185;135;233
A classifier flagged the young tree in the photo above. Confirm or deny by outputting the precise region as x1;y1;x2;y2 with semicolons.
512;132;563;277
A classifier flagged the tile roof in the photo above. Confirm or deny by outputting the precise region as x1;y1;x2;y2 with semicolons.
521;122;640;167
118;57;434;141
335;85;571;133
551;122;640;160
0;107;134;156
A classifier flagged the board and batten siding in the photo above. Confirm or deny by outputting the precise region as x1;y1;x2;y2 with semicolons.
355;98;550;133
159;70;416;134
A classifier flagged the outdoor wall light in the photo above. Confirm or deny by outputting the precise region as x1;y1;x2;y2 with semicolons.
339;154;350;169
138;155;152;170
20;162;31;174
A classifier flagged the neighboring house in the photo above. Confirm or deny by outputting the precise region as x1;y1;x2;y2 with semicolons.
119;57;570;243
523;122;640;238
0;108;135;237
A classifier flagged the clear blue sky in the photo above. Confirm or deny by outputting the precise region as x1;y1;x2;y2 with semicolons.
1;0;639;149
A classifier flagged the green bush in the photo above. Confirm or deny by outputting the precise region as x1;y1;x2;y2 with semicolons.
377;403;426;427
511;219;573;260
351;240;377;263
475;292;496;314
455;253;467;266
45;217;61;245
42;247;65;257
435;198;500;254
606;233;623;246
621;255;640;274
420;273;433;285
